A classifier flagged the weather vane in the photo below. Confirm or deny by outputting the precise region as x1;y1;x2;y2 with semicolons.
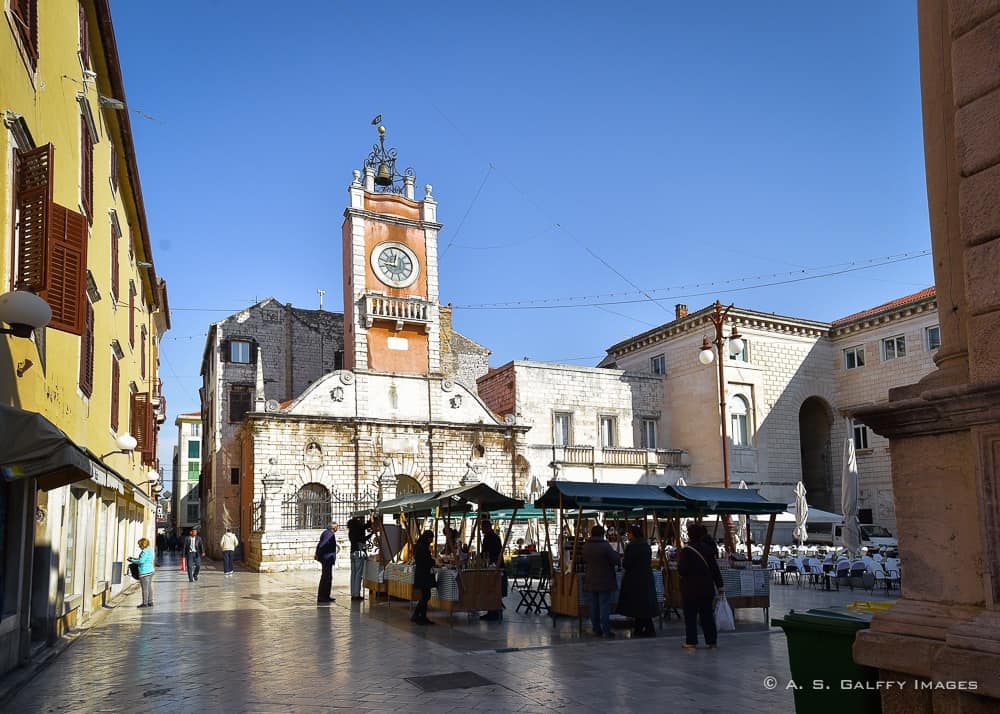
364;114;413;194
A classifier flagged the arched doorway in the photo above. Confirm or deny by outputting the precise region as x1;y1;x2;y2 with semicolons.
798;397;833;511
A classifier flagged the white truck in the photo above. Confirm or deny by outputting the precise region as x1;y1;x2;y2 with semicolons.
818;523;898;552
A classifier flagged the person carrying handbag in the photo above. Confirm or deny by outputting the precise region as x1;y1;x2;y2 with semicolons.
677;522;724;649
128;538;155;609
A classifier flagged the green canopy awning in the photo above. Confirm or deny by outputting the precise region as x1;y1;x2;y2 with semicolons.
375;491;441;516
434;483;524;512
664;485;786;515
534;481;687;512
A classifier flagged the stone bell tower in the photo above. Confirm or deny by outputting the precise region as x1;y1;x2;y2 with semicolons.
341;124;442;375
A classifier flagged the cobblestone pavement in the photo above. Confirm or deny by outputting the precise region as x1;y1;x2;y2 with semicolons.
5;555;897;713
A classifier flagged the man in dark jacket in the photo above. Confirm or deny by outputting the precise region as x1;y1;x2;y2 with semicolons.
346;517;371;602
480;520;504;621
678;522;724;649
183;528;206;582
582;524;621;637
315;522;340;603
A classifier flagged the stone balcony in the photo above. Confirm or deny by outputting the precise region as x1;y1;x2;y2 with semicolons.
551;445;687;468
360;293;432;331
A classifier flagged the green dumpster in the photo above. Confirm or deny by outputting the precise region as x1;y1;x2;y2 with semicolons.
772;608;882;714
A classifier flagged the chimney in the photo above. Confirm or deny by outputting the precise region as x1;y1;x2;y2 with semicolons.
675;304;689;319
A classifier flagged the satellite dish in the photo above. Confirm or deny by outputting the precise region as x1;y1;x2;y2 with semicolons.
503;414;516;426
265;399;280;412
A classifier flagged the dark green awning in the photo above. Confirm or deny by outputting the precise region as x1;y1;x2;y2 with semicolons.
664;485;786;515
434;483;524;512
534;481;687;512
375;492;441;516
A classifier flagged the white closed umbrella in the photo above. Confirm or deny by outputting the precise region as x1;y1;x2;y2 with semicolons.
676;476;690;543
793;481;809;546
841;430;862;558
736;480;749;545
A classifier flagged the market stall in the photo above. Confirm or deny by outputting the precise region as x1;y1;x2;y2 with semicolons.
361;491;440;599
662;484;785;618
533;481;688;626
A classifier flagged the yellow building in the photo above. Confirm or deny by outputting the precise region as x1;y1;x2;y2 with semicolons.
0;0;168;674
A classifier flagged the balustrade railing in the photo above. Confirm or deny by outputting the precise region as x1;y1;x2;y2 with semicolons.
362;294;431;327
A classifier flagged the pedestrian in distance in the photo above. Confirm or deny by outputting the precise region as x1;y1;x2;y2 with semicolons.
220;528;239;576
617;525;658;638
411;530;436;626
582;524;621;637
315;522;339;603
184;527;206;582
479;520;503;621
346;516;371;601
128;537;155;608
678;522;724;650
155;532;166;560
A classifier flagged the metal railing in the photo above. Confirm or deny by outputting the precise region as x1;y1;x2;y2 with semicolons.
280;489;378;531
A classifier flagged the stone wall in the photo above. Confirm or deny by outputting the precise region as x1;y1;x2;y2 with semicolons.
439;305;491;391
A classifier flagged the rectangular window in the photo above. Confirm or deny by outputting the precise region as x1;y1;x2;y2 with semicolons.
926;325;941;352
187;440;200;459
230;340;251;364
109;140;118;193
553;412;572;446
190;423;201;437
187;462;200;480
641;419;657;448
10;0;39;68
140;326;147;380
110;220;120;300
852;418;870;450
599;416;617;448
729;341;749;362
229;385;253;422
650;354;666;376
79;300;94;396
110;357;120;431
843;345;865;370
334;350;344;371
186;503;200;523
231;467;240;485
882;335;906;361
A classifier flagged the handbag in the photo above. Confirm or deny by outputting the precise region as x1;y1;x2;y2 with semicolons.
128;562;140;580
714;593;735;632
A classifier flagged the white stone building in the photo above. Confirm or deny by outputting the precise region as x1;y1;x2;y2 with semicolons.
600;289;939;530
171;411;202;534
477;360;689;490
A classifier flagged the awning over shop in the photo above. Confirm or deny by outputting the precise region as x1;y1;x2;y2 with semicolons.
0;404;118;492
664;485;787;515
374;491;441;516
534;481;687;512
434;483;523;512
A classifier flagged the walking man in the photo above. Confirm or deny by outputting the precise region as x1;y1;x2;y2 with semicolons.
346;516;371;601
315;522;339;603
582;524;621;637
220;528;239;576
184;527;206;582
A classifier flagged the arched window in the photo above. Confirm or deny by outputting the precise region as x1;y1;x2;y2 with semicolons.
296;483;330;529
730;395;751;447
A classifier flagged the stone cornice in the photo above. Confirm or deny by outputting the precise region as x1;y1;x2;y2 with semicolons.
245;412;529;435
853;379;1000;439
343;207;442;231
830;298;938;338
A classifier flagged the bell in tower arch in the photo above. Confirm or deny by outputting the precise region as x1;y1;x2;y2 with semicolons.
375;160;393;187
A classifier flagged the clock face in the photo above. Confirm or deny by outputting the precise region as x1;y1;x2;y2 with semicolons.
371;242;419;288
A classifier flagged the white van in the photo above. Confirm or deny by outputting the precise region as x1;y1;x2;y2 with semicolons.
831;523;898;552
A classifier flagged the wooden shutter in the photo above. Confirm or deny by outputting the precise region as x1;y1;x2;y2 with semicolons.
15;144;53;292
131;392;153;455
140;327;147;380
220;339;231;363
109;141;118;193
79;301;94;396
45;204;88;335
110;358;120;432
128;284;135;347
80;115;93;223
10;0;38;67
249;340;258;364
78;1;90;69
110;222;120;300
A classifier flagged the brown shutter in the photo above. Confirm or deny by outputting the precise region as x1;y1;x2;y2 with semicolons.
110;222;120;300
129;284;135;347
45;204;88;335
78;1;90;69
109;141;118;193
80;115;93;224
140;327;147;380
131;392;153;454
10;0;38;67
110;358;120;432
79;301;94;396
220;339;231;363
15;144;53;292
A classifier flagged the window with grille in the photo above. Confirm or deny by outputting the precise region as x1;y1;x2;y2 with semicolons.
290;484;330;530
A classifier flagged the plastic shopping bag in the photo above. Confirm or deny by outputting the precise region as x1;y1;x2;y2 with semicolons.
714;593;735;632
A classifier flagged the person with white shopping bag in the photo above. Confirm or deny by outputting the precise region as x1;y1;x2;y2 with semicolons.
677;522;725;650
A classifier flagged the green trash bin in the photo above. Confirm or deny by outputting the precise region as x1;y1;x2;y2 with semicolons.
772;608;882;714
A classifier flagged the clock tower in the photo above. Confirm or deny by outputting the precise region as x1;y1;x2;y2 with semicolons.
342;126;441;375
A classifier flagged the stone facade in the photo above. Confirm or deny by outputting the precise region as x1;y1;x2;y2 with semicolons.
439;305;491;391
602;291;939;526
477;361;689;491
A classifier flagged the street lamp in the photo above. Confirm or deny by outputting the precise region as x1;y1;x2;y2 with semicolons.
697;300;745;553
0;290;51;338
101;432;138;459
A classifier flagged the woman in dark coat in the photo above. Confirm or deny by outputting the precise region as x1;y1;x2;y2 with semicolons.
616;525;659;637
411;530;437;626
677;522;724;649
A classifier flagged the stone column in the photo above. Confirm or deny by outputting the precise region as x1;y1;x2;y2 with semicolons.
852;2;1000;711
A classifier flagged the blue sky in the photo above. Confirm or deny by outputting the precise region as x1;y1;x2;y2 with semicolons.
106;2;933;470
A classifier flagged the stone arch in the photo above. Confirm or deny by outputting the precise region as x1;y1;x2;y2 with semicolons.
294;482;331;529
798;396;835;512
377;455;430;496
